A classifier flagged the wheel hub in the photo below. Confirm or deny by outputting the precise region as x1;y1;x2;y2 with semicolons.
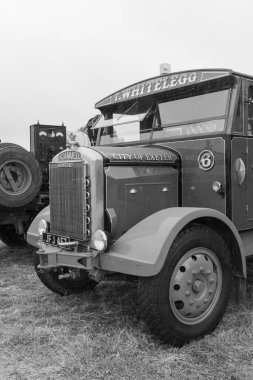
0;160;32;194
192;279;204;293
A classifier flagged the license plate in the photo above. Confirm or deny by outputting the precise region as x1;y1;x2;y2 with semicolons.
43;233;70;246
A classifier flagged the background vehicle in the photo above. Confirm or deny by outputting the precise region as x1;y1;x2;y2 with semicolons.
0;123;66;247
28;68;253;345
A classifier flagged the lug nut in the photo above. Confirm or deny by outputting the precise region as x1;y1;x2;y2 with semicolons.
200;267;204;272
206;270;211;275
192;270;197;275
185;291;191;296
187;280;192;285
189;300;194;305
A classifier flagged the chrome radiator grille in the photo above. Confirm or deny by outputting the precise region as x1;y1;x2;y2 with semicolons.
49;161;86;240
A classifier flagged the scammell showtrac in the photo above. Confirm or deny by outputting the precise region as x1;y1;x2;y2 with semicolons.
27;68;253;345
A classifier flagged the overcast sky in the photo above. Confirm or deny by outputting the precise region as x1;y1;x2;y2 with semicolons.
0;0;252;149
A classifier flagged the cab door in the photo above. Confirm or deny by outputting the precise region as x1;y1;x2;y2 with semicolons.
246;81;253;226
231;79;247;229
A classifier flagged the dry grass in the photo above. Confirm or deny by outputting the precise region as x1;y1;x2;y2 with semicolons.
0;241;253;380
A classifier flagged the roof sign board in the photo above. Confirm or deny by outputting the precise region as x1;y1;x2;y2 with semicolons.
95;70;231;108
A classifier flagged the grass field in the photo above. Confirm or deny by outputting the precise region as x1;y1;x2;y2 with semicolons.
0;241;253;380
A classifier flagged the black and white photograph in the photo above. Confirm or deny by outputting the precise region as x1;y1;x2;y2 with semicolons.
0;0;253;379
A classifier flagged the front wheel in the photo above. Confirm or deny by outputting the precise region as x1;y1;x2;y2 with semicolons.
34;253;98;296
138;225;232;346
0;224;31;248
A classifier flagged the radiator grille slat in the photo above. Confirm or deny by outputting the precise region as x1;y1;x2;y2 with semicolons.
49;162;86;240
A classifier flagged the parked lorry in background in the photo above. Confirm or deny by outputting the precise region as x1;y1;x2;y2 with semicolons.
27;68;253;345
0;123;66;247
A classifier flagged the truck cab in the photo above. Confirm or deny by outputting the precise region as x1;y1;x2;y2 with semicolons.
28;69;253;345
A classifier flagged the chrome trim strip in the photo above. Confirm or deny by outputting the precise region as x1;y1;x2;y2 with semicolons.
78;147;104;246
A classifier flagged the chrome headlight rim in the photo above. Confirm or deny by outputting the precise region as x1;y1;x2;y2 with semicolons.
38;219;48;236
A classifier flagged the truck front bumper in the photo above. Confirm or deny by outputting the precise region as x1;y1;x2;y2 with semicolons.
37;242;100;271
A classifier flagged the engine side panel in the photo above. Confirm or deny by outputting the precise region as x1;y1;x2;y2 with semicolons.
105;165;178;239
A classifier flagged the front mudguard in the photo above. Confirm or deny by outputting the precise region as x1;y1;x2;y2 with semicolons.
28;206;246;281
100;207;246;278
26;205;50;247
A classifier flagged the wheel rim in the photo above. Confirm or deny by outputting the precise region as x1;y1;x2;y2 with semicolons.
169;248;222;325
0;160;32;195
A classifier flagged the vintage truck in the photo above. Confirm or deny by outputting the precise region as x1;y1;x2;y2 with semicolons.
0;123;66;247
27;68;253;345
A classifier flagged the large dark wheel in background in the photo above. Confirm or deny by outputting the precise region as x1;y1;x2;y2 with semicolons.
0;143;42;208
138;225;232;346
34;253;98;296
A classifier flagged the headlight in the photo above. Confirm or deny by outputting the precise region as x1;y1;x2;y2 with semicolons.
38;219;48;236
93;230;108;251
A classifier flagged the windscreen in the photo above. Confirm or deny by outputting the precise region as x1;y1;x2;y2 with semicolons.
153;89;229;139
96;87;230;145
96;101;153;144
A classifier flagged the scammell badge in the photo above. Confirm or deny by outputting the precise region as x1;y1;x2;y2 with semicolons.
198;150;214;171
58;150;81;161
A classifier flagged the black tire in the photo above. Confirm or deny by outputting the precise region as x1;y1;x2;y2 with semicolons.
0;224;31;247
0;142;26;150
0;144;42;207
34;253;98;296
138;225;232;346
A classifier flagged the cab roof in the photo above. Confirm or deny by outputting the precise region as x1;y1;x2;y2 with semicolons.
95;68;250;109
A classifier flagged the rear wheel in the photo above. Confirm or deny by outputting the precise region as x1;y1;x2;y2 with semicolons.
138;225;232;346
34;253;98;296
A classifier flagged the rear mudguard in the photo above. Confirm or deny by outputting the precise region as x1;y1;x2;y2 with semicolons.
100;207;246;278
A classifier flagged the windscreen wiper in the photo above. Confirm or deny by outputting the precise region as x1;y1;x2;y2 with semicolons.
116;101;138;121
